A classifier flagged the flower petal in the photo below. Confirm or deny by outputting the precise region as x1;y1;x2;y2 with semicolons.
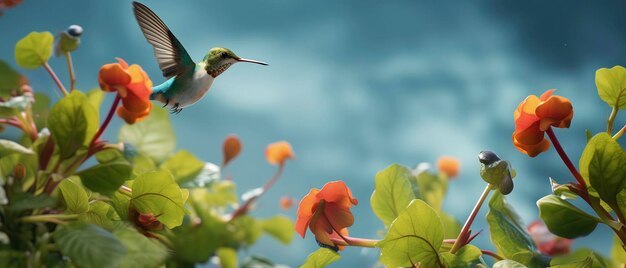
315;181;358;208
98;63;130;92
536;96;573;131
295;188;320;238
265;141;295;165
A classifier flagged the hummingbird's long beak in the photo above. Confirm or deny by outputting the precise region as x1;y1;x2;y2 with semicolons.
237;58;268;66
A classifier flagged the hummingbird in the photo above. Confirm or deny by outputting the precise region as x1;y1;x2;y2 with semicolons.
132;2;267;114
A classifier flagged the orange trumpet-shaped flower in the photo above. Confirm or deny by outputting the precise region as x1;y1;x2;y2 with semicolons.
513;89;573;157
98;58;153;124
265;141;295;166
296;181;358;250
437;156;460;179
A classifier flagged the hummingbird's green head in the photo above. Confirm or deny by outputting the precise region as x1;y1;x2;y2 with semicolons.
203;47;268;78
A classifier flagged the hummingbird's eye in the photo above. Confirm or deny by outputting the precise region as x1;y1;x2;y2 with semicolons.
221;52;228;59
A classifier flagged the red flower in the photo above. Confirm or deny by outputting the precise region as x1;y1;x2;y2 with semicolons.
528;220;572;256
296;181;358;250
98;58;153;124
513;89;573;157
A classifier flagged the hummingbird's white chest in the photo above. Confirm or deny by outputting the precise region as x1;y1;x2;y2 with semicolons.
177;68;214;108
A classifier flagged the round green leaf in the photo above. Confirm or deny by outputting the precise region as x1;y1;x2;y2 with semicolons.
119;108;175;163
440;244;482;267
260;215;295;244
493;260;527;268
370;164;416;227
114;227;167;268
130;170;188;228
486;192;537;259
301;248;340;268
15;31;54;69
580;133;626;209
537;195;600;239
159;150;204;183
78;160;132;195
416;169;448;211
48;91;98;159
0;60;21;97
596;66;626;109
54;222;127;268
58;178;89;214
377;199;444;268
216;247;238;268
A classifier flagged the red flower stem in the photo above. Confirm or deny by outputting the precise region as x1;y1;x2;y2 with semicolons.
89;93;121;148
545;128;587;193
450;184;493;254
481;250;503;261
43;62;68;96
229;163;285;221
0;118;23;129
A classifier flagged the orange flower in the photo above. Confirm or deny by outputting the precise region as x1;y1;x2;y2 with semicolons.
513;89;573;157
528;220;572;256
279;196;294;210
99;58;153;124
265;141;295;165
296;181;358;250
437;156;460;178
223;135;242;166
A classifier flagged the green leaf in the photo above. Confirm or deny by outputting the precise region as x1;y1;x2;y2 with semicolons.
159;150;204;183
260;215;295;244
119;108;175;163
580;133;626;210
58;178;89;214
595;66;626;109
78;201;121;230
613;235;626;266
377;199;443;268
487;192;538;261
54;222;127;268
370;164;416;227
216;247;238;268
170;211;225;262
78;159;132;195
131;154;157;178
300;248;340;268
440;244;482;267
9;191;56;212
241;256;282;268
15;31;54;69
493;260;527;268
114;227;167;268
537;195;600;239
86;89;105;112
48;91;98;159
0;60;21;97
440;211;462;239
416;169;447;211
110;191;131;221
551;248;613;268
130;170;188;228
230;215;263;245
0;139;34;157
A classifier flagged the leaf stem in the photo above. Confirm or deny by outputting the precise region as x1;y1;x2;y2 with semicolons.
608;106;618;134
450;184;493;253
613;124;626;140
63;52;76;91
20;214;78;224
42;62;68;96
481;249;503;261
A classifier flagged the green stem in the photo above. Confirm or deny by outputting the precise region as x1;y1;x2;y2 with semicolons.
20;214;78;224
613;124;626;140
64;52;77;91
43;62;68;96
450;184;493;253
608;106;618;134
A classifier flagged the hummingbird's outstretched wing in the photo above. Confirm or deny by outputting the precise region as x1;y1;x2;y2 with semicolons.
132;2;195;79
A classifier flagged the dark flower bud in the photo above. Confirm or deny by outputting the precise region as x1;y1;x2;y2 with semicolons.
478;151;500;165
67;25;83;37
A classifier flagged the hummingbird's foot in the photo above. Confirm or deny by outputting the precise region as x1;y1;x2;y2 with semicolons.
170;102;182;114
163;99;169;108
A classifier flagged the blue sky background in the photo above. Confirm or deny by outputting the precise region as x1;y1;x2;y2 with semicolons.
2;0;626;266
